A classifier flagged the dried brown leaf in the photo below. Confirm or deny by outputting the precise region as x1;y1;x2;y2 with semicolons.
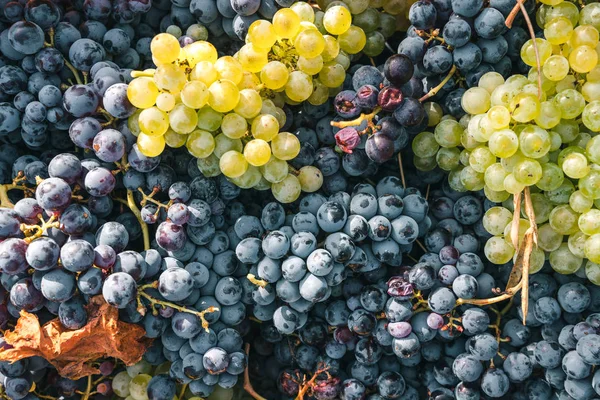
0;296;151;379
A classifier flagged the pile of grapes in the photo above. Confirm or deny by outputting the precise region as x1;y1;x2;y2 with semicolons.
2;0;600;399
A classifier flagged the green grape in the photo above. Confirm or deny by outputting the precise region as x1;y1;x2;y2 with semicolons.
509;92;541;122
487;105;511;129
318;62;345;88
244;139;271;166
169;103;198;134
156;92;176;112
521;38;553;67
213;134;243;158
412;131;439;158
579;170;600;200
549;132;562;151
338;26;366;54
254;176;272;191
587;136;600;165
549;243;583;274
545;178;574;204
297;165;324;192
190;61;218;87
425;102;443;127
527;246;546;274
568;231;589;258
363;31;385;56
524;193;553;223
579;209;600;235
554;119;579;143
557;146;585;167
476;115;496;142
490;84;513;107
504;218;530;246
251;114;279;142
460;129;480;151
353;8;380;32
553;89;586;119
518;125;551;159
197;107;223;131
414;155;437;171
434;119;462;148
479;72;505;94
542;55;570;81
586;234;600;264
220;151;248;178
500;151;525;172
229;165;262;189
127;360;152;378
139;107;169;137
521;83;546;101
503;173;525;194
484;163;509;192
129;374;151;400
459;149;471;167
555;74;577;92
544;17;573;45
113;371;132;398
468;146;496;173
461;87;491;115
574;132;592;149
196;153;222;177
483;206;513;235
585;260;600;285
549;204;580;235
127;77;159;109
181;81;208;109
582;100;600;132
208;80;240;113
291;1;315;22
285;71;314;102
186;129;215;158
448;168;467;192
484;186;511;202
137;134;165;157
153;64;187;94
272;174;302;203
271;132;300;160
484;236;515;265
571;25;600;48
488;129;519;158
436;147;461;171
561;152;590;179
221;113;248;139
582;81;600;102
260;156;288;183
460;166;485;191
569;45;598;73
538;223;563;251
534;101;561;130
164;129;187;149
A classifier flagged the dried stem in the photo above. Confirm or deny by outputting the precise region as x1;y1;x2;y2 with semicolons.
419;65;457;102
244;343;267;400
397;153;406;189
330;107;381;129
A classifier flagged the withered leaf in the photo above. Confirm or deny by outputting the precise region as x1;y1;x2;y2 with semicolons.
0;296;152;380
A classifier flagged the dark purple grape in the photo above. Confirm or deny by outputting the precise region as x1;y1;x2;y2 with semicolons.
69;117;102;149
394;98;425;126
92;129;125;162
94;244;116;270
167;203;190;225
24;0;61;29
10;278;44;311
84;167;116;196
387;276;414;299
48;153;82;184
384;54;414;86
8;21;45;55
62;84;100;118
68;38;106;72
365;133;394;163
35;177;72;211
59;204;93;235
334;90;361;119
409;0;437;30
156;221;187;252
35;48;65;74
355;85;379;110
377;86;403;112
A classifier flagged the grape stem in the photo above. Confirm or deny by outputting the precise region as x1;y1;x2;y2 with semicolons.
418;65;457;103
130;70;155;78
330;107;381;129
64;60;83;85
397;153;406;189
243;343;268;400
126;190;151;251
247;274;268;288
295;364;331;400
136;282;219;333
20;215;60;244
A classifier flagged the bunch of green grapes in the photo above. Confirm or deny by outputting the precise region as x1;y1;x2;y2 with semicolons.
414;3;600;281
243;3;367;107
111;359;235;400
126;33;322;203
